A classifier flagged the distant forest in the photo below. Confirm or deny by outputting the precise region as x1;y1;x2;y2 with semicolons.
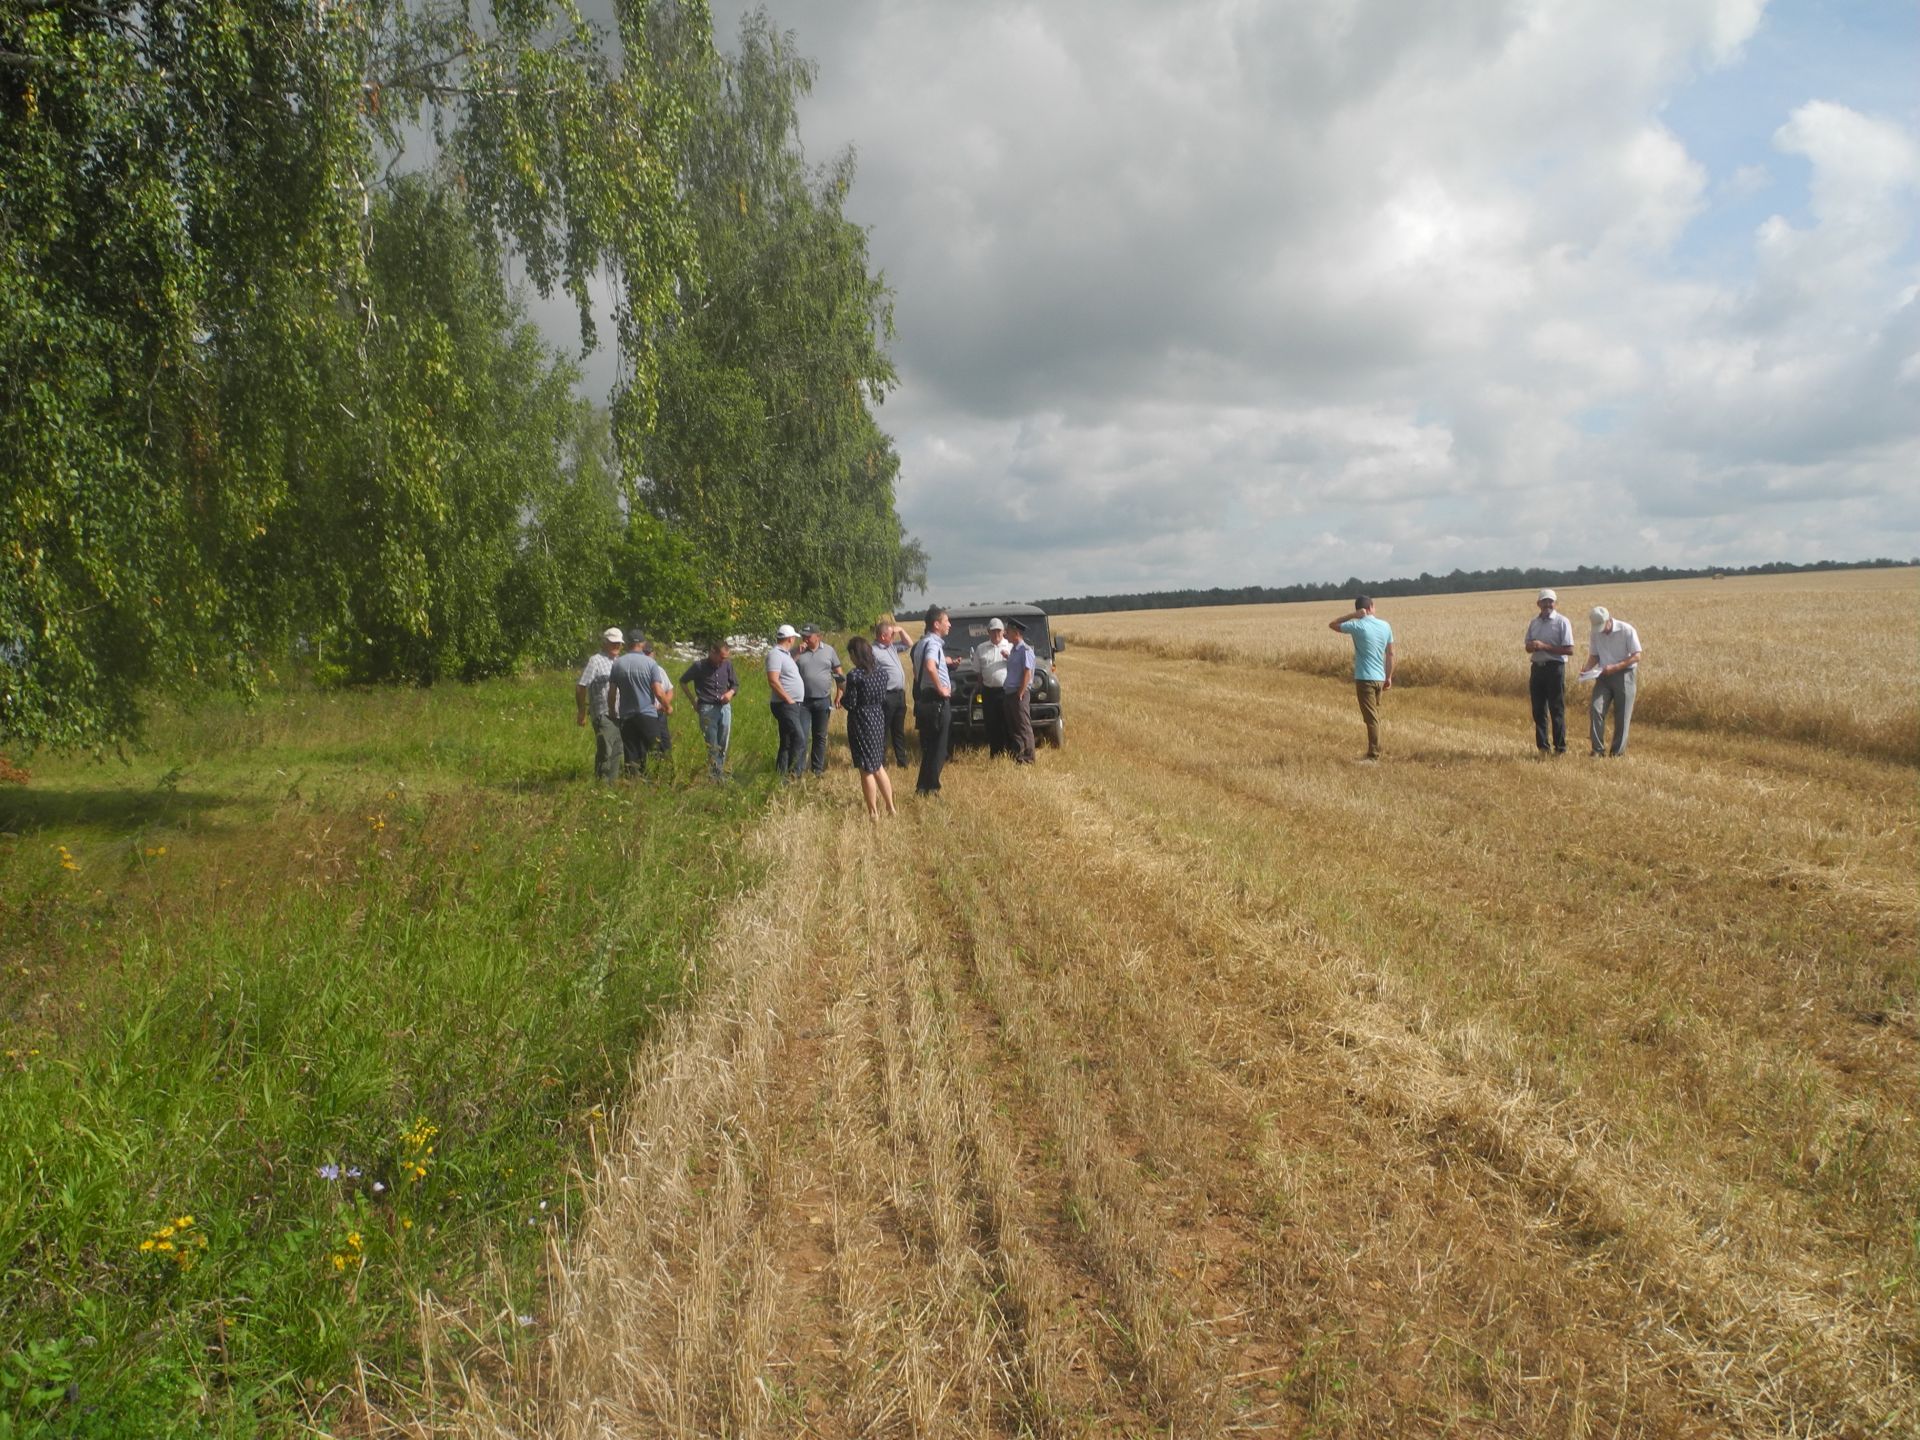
1034;558;1918;616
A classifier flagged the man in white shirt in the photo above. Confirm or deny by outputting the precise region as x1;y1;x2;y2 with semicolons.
1523;589;1575;755
1585;606;1644;757
574;627;624;782
872;618;909;766
972;618;1012;757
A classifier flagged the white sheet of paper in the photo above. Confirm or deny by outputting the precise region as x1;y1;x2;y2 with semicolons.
1577;664;1602;682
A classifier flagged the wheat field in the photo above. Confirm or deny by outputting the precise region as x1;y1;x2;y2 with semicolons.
457;569;1916;1438
1061;567;1920;762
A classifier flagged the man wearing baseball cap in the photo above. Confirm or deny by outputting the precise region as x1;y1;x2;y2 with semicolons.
767;624;808;781
1585;606;1643;757
575;627;625;782
972;618;1012;757
1523;589;1574;755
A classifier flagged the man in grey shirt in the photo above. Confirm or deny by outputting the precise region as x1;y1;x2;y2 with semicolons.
794;624;844;775
1523;589;1574;755
767;624;807;781
609;630;673;777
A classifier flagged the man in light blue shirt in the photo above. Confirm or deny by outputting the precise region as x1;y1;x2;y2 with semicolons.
908;606;953;795
1329;595;1395;760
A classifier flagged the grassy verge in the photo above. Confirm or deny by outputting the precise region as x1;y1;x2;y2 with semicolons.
0;671;782;1437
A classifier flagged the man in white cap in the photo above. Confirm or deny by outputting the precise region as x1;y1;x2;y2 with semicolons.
1585;606;1643;757
767;624;808;781
972;617;1012;757
1523;589;1574;754
575;627;625;782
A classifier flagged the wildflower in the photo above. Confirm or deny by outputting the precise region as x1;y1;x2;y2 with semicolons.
401;1217;413;1231
371;1181;387;1195
317;1163;341;1181
516;1314;535;1328
331;1254;347;1272
346;1166;362;1179
143;846;167;858
346;1232;362;1251
367;814;386;833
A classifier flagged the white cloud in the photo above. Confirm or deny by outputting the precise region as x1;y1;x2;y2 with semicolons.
681;0;1920;596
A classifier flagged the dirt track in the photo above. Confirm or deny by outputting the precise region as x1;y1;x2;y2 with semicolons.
515;651;1917;1438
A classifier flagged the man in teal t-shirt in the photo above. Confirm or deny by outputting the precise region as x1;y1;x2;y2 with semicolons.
1329;595;1395;760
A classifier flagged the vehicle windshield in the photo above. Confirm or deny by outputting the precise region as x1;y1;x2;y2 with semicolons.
947;615;1052;662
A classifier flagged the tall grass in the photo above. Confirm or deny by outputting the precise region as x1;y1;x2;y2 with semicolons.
1063;566;1920;761
0;670;785;1436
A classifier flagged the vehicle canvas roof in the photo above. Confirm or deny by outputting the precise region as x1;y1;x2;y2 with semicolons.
946;602;1049;618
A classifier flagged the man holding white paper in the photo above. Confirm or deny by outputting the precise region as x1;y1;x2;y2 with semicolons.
1524;589;1574;754
1583;607;1643;757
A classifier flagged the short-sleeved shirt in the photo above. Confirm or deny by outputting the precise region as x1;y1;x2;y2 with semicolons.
1003;641;1035;693
680;656;738;705
766;646;804;704
1338;615;1393;683
577;651;615;717
1590;620;1642;670
873;644;905;693
794;643;842;701
1525;611;1574;666
973;637;1011;689
610;651;668;717
909;633;950;699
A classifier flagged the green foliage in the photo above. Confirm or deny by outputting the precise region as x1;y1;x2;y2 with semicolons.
639;10;921;629
1;0;918;749
0;673;782;1434
0;2;712;748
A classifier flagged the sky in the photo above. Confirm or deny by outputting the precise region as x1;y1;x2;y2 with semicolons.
533;0;1920;602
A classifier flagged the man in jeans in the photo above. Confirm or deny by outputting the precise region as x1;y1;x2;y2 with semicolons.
1329;596;1395;761
1586;606;1644;757
679;639;738;781
872;617;910;767
794;623;845;776
1523;589;1574;754
908;606;954;795
766;624;808;781
574;627;624;782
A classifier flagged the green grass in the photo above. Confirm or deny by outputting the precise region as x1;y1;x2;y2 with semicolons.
0;669;788;1436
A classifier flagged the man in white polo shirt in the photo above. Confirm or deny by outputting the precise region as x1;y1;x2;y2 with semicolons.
972;618;1012;757
1585;606;1644;757
574;627;624;783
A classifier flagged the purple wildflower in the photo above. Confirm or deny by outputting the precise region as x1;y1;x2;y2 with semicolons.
346;1166;363;1179
317;1163;341;1181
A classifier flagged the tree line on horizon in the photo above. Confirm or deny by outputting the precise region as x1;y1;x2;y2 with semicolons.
1;1;923;751
1033;558;1918;616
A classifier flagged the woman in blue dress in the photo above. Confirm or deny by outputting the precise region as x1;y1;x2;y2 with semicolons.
840;636;897;820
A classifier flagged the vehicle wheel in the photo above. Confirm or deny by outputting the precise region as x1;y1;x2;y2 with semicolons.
1044;718;1064;748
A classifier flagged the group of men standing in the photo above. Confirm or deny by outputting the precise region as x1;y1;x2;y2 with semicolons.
900;607;1039;797
576;628;740;783
1331;590;1644;760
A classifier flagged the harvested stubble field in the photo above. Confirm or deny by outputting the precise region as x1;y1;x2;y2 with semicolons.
1062;567;1920;763
478;574;1918;1437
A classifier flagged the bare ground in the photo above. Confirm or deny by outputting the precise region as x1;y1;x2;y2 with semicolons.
467;653;1916;1438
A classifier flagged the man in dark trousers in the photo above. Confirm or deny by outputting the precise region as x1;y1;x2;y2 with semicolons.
872;617;911;767
1523;589;1574;754
1000;616;1037;765
908;605;953;795
794;623;844;777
